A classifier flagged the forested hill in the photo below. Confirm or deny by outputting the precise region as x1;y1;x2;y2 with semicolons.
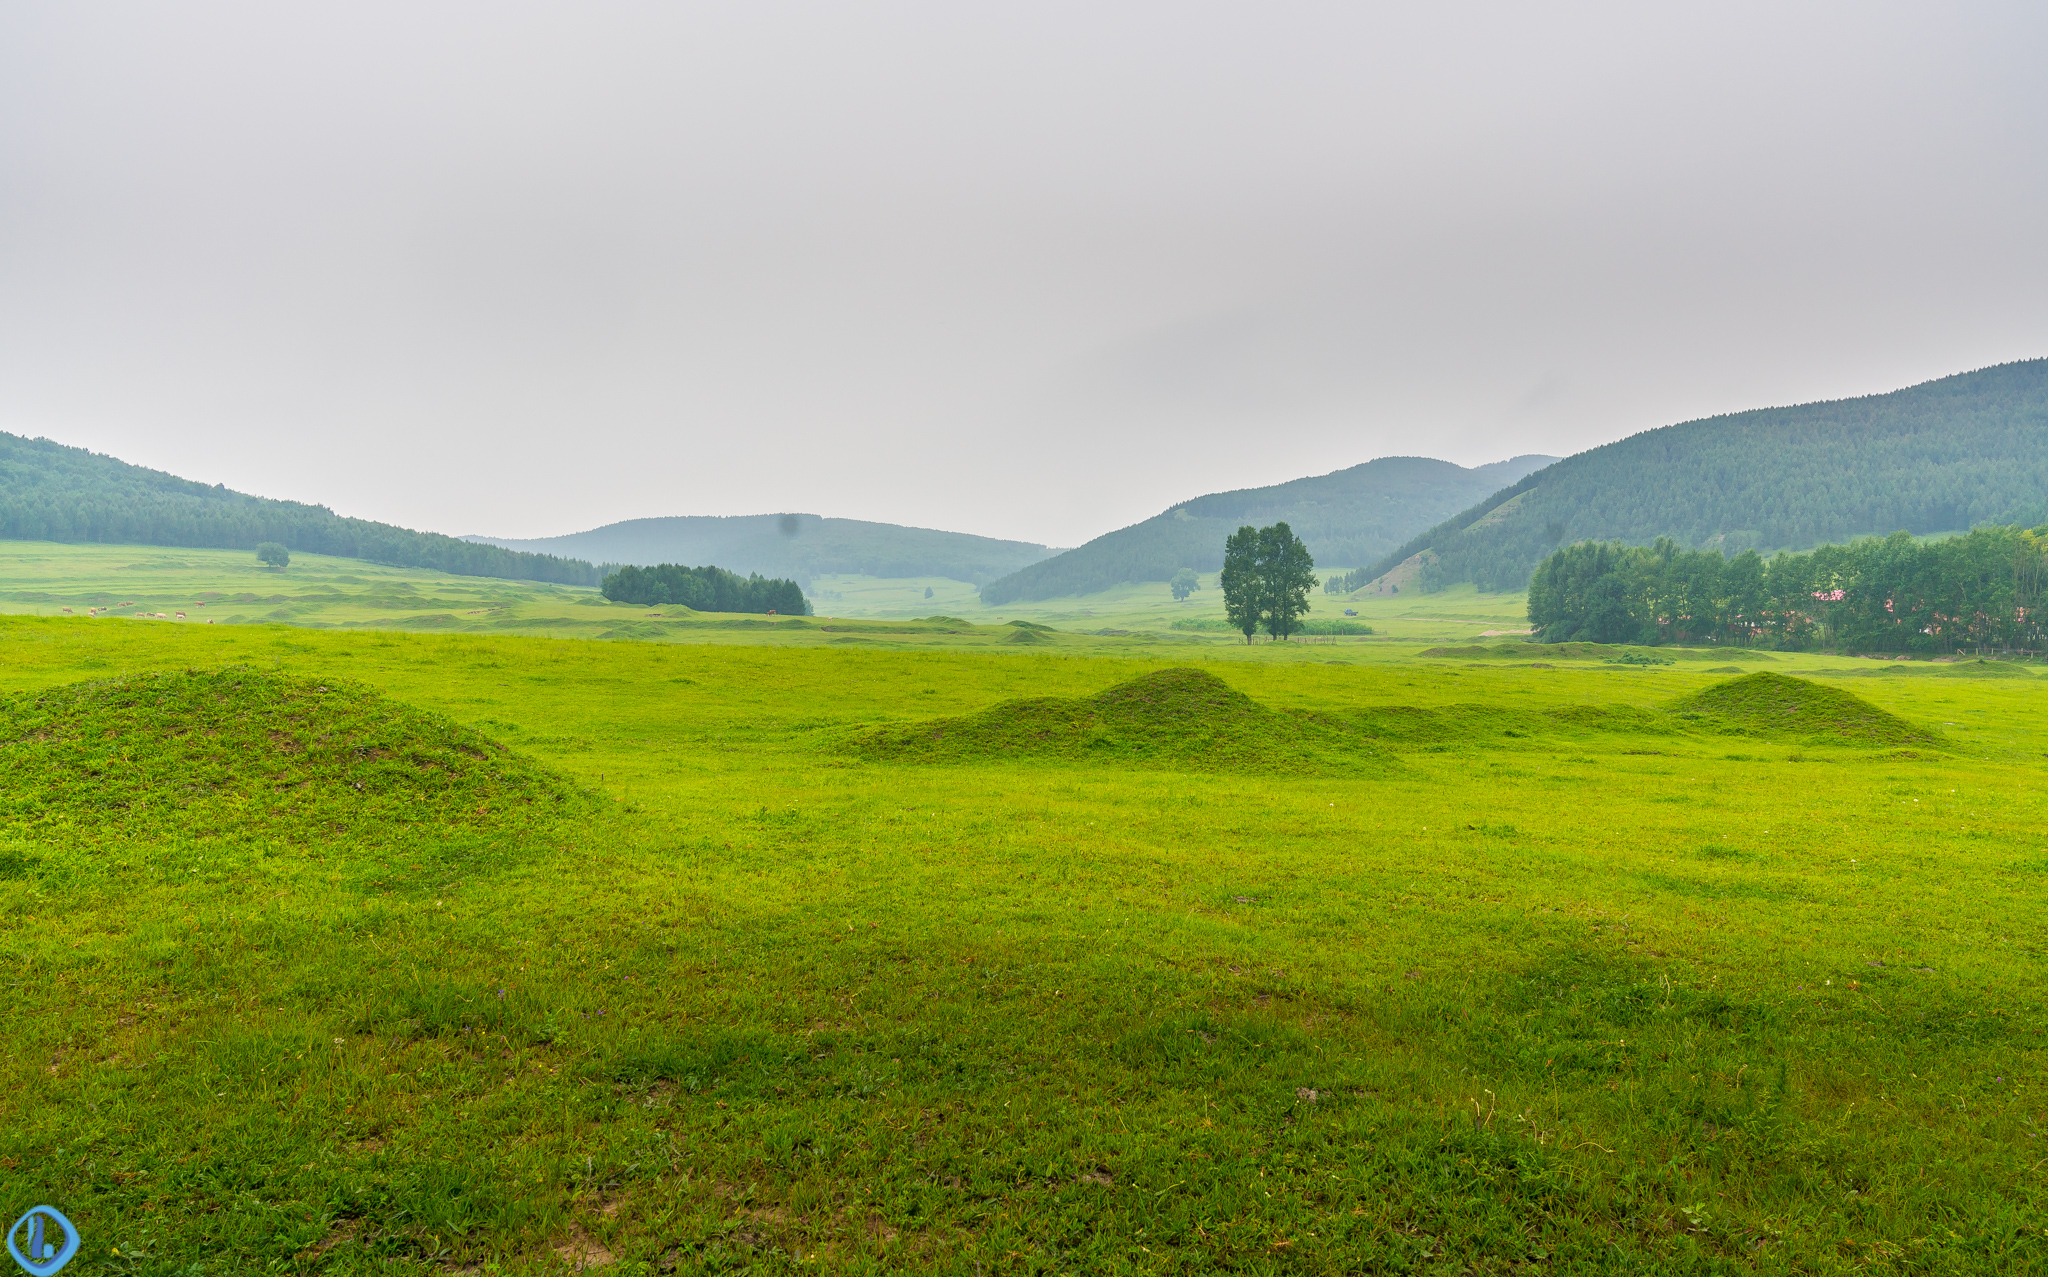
469;514;1057;587
978;454;1556;605
1360;359;2048;594
0;433;599;586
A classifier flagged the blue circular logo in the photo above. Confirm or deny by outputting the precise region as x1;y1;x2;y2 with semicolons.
6;1207;79;1277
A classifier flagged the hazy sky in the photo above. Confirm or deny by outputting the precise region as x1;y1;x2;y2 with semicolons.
4;3;2045;548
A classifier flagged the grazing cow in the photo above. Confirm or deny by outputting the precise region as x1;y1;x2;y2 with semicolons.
61;607;72;613
154;612;168;619
175;611;187;619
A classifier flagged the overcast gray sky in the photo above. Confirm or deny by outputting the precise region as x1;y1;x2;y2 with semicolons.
3;2;2044;548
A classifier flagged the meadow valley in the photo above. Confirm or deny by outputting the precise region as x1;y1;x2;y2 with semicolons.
3;604;2043;1274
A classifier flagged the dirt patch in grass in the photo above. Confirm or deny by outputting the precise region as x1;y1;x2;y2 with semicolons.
552;1227;616;1270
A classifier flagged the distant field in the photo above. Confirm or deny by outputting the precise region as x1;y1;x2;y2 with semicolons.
1;610;2042;1273
0;542;1199;652
12;541;2038;673
971;573;1535;645
0;542;1533;650
0;540;613;630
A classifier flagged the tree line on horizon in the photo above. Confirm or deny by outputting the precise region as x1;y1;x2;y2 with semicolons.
600;562;811;615
1527;524;2048;653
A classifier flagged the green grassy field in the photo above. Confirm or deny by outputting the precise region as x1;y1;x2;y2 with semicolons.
950;574;1533;647
0;542;1535;652
2;606;2044;1275
0;543;1188;653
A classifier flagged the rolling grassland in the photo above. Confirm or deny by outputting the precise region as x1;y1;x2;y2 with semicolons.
0;540;1536;646
1;614;2044;1274
0;543;1179;651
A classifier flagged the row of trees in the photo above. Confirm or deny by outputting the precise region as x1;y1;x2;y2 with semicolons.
600;563;812;615
1220;522;1318;643
1325;565;1375;594
1527;525;2048;653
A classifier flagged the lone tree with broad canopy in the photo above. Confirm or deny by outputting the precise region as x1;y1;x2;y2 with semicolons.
1220;522;1317;643
1258;522;1317;640
256;542;290;568
1170;567;1200;601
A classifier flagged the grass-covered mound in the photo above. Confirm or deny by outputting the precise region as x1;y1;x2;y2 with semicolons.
1672;671;1942;747
0;666;585;847
848;666;1383;771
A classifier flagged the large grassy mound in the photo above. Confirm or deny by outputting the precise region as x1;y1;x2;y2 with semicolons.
1672;671;1942;746
0;666;585;847
849;666;1383;771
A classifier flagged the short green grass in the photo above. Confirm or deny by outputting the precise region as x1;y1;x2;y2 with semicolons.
2;615;2046;1274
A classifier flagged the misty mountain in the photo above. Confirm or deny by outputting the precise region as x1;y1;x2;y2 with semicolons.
1359;359;2048;594
978;454;1556;605
0;433;598;586
468;514;1059;587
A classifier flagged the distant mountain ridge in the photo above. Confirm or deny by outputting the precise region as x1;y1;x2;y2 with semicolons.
1360;358;2048;594
979;454;1557;605
468;514;1059;587
0;433;598;586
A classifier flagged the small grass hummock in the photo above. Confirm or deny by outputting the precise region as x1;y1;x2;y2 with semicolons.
847;666;1389;772
0;666;588;850
1671;670;1944;747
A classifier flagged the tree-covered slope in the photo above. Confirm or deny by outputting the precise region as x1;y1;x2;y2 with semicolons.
980;455;1555;604
470;514;1057;587
0;433;599;585
1363;359;2048;593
